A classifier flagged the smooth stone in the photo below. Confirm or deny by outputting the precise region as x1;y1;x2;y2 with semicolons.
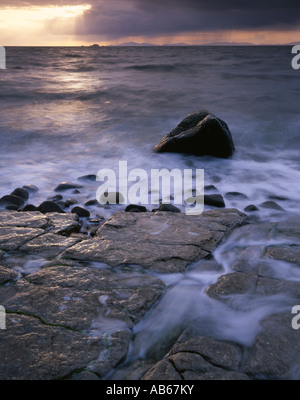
260;201;285;211
224;192;249;200
77;174;97;182
21;204;38;212
85;199;98;207
54;182;83;192
244;204;259;212
0;195;24;209
65;199;78;207
10;188;29;201
99;192;125;205
204;194;225;208
48;194;63;202
204;185;218;191
158;204;181;213
22;184;39;193
71;206;90;218
125;204;147;213
37;201;65;214
153;111;235;159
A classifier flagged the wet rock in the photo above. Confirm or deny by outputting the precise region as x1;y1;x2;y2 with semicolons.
22;184;39;193
0;226;45;251
10;188;29;201
77;174;97;182
125;204;147;213
99;192;125;205
71;206;90;218
265;245;300;265
0;195;24;209
54;182;83;192
142;359;182;380
37;201;65;214
153;111;235;159
46;213;81;236
242;312;300;378
65;198;78;207
0;211;48;229
21;204;38;212
19;233;82;257
206;272;258;300
1;264;165;379
225;192;249;200
204;194;225;208
63;209;246;273
244;204;259;212
157;204;181;213
204;185;218;191
0;314;104;380
260;201;285;211
143;335;247;380
0;265;18;284
48;194;63;202
85;199;98;207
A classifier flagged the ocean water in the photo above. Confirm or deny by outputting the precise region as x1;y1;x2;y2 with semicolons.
0;46;299;219
1;46;300;378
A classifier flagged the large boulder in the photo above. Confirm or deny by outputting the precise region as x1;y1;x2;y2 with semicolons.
153;111;235;158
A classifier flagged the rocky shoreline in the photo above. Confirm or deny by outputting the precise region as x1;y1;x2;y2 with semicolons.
0;109;298;380
0;196;300;380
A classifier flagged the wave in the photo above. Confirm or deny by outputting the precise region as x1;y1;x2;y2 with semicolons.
124;63;189;73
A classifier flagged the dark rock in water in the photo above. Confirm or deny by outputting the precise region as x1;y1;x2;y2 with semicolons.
5;205;19;211
54;182;83;192
56;201;67;210
22;184;39;193
22;204;38;212
0;195;24;209
204;194;225;208
65;199;78;207
85;199;98;207
157;204;181;213
153;111;235;158
77;174;97;182
71;206;90;218
268;195;289;201
48;194;63;202
73;189;81;194
99;192;125;205
244;204;259;212
10;188;29;201
260;201;285;211
125;204;147;213
37;201;65;214
204;185;218;192
225;192;249;200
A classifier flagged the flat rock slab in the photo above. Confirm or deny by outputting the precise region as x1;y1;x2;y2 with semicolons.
1;265;165;380
63;209;246;272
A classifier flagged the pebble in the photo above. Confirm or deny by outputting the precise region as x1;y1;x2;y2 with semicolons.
71;206;90;218
54;182;83;192
125;204;148;213
10;188;29;201
37;201;65;214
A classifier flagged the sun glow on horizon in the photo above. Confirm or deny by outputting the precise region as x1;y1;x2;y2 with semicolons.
0;4;91;46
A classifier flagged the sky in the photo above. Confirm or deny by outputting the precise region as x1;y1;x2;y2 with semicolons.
0;0;299;46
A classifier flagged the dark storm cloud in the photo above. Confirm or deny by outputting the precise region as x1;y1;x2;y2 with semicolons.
2;0;300;38
73;0;300;39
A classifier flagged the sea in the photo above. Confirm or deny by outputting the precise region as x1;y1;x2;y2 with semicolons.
1;46;300;378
